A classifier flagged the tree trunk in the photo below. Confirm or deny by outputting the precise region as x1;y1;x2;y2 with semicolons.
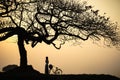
17;34;27;67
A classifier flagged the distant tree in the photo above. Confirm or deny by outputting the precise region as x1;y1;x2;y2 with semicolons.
0;0;120;67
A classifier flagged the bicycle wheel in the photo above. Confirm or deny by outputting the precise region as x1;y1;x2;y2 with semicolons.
55;69;62;75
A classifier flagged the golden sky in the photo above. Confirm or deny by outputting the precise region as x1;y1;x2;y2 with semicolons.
0;0;120;78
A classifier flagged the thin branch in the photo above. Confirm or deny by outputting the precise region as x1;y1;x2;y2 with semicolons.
19;5;24;27
52;41;65;49
59;32;96;41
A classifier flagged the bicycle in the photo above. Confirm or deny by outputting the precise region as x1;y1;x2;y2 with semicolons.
49;64;63;75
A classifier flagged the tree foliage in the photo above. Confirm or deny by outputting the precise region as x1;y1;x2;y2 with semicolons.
0;0;120;48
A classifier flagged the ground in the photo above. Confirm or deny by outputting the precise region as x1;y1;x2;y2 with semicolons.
0;65;120;80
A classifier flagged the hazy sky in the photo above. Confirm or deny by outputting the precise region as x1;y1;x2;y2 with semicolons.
0;0;120;78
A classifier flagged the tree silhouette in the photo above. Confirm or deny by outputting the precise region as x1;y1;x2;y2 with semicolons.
0;0;120;67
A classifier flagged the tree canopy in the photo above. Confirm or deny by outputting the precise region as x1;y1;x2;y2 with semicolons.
0;0;120;48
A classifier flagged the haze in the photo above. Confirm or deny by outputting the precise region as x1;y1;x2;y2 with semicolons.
0;0;120;78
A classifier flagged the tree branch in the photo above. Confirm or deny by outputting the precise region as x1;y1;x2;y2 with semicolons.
0;31;15;41
59;32;96;41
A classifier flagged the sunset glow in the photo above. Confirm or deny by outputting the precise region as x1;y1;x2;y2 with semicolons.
0;0;120;78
